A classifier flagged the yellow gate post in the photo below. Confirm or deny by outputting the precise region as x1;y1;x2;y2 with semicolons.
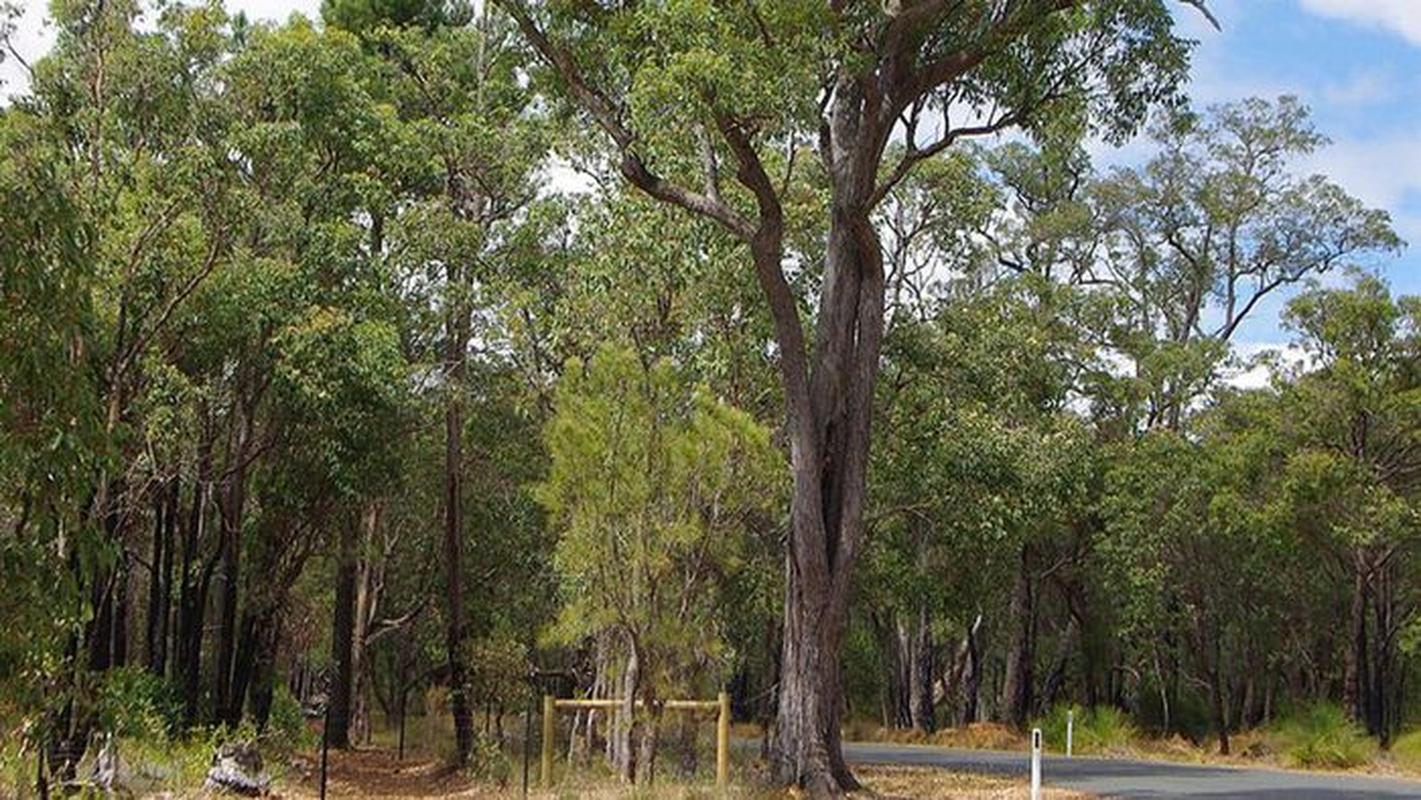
716;691;730;789
541;694;555;787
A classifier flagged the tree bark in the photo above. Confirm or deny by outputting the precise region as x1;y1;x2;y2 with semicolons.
443;257;475;764
249;612;283;730
897;604;933;731
1001;547;1036;729
145;480;176;676
614;642;640;781
1344;550;1369;727
328;515;358;750
213;398;254;724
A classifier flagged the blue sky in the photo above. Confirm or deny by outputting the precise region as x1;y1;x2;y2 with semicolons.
2;0;1417;348
1169;0;1421;346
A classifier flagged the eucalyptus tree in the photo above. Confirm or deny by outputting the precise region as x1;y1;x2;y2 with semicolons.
1101;394;1295;754
375;16;548;762
0;97;98;740
1279;275;1421;742
1090;97;1400;430
870;278;1098;731
498;1;1194;787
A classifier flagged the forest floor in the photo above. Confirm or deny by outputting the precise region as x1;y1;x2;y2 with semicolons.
273;747;1084;798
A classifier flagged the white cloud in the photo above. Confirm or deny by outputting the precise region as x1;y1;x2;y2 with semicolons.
1320;70;1395;106
1298;0;1421;46
1224;342;1310;390
1299;135;1421;252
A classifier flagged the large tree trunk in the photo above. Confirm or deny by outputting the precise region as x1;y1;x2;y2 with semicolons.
1001;547;1036;729
770;195;885;793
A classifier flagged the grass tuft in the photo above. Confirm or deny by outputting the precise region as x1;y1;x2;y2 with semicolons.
1267;703;1375;769
1033;705;1139;755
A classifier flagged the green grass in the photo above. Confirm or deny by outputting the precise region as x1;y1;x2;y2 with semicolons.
1033;704;1140;755
1387;728;1421;771
1267;703;1376;769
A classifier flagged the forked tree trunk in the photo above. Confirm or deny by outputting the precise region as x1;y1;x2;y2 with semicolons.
771;197;885;793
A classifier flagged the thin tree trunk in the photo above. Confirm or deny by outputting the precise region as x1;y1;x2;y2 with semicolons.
1344;550;1369;726
443;257;475;764
146;481;174;676
614;642;640;781
904;604;933;732
328;515;358;749
249;611;282;730
963;616;983;725
352;502;380;746
214;401;253;724
177;413;214;724
1038;617;1080;715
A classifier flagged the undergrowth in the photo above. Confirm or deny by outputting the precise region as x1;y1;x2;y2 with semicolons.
1266;703;1375;769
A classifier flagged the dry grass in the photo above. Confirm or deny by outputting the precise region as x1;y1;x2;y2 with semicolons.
850;765;1089;799
270;747;1089;799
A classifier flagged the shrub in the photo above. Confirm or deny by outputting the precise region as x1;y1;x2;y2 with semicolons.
266;686;316;752
1268;703;1375;769
1033;704;1139;755
1387;728;1421;771
95;667;183;741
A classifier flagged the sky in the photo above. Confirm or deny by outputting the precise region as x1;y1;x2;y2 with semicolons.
1;0;1417;353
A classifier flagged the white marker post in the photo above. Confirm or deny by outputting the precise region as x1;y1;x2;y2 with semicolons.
1066;710;1074;757
1030;727;1042;800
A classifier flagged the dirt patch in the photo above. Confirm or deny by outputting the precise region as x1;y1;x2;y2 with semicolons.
279;748;497;798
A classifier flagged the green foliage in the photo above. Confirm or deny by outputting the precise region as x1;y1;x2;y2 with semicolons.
95;667;184;741
1035;705;1140;755
322;0;470;34
266;686;317;752
1269;704;1377;769
1388;729;1421;770
538;344;781;695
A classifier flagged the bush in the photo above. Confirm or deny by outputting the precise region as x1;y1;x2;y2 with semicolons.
1033;704;1139;755
95;667;183;741
266;686;316;752
1387;728;1421;771
1268;703;1376;769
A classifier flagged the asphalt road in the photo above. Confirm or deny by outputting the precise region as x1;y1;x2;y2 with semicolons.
843;741;1421;798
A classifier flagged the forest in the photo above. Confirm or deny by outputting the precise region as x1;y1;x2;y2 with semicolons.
1;0;1419;796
